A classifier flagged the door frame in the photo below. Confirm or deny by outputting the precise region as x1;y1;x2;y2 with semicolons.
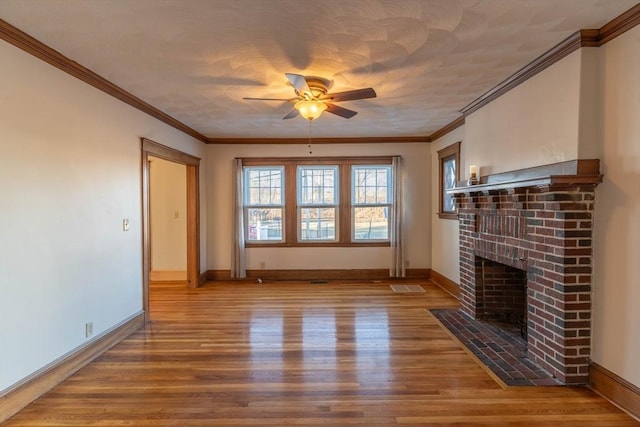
141;138;201;322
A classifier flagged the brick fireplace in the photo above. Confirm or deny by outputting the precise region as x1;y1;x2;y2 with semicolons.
450;160;602;385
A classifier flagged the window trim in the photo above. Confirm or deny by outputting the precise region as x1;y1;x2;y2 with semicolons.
297;165;339;242
437;142;461;220
243;166;285;243
351;165;392;242
241;157;393;247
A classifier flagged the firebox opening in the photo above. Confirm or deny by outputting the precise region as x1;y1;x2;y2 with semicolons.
477;257;528;341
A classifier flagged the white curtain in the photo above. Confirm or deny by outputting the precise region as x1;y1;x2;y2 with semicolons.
231;158;246;278
390;156;405;278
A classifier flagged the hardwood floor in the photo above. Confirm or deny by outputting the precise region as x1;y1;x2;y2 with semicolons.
4;280;638;426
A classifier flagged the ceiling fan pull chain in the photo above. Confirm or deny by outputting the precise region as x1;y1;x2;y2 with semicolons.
308;120;313;155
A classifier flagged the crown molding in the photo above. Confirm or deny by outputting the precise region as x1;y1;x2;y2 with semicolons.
0;18;208;143
432;3;640;140
3;2;638;145
599;3;640;45
428;116;465;142
206;136;431;144
460;30;586;116
0;17;430;146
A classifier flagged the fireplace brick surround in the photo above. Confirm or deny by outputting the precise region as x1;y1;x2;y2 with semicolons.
449;160;602;385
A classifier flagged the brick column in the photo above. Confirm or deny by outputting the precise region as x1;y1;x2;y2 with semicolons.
525;186;595;384
455;192;481;318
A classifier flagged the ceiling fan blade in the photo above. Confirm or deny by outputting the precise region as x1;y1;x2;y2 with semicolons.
325;103;357;119
243;97;295;101
282;109;300;120
322;88;377;102
285;73;312;97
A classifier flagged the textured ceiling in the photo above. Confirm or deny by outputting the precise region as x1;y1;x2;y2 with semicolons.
1;0;637;139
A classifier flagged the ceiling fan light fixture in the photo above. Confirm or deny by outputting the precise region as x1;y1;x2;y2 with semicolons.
295;99;327;120
245;73;375;120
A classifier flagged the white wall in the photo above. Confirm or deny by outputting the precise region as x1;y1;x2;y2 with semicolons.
464;50;583;176
0;40;206;391
591;26;640;387
430;126;464;284
577;48;604;159
206;143;431;272
149;157;187;272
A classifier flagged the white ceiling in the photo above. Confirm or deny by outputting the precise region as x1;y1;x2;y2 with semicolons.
1;0;637;140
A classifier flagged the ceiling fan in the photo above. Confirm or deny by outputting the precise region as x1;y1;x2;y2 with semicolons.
243;73;377;121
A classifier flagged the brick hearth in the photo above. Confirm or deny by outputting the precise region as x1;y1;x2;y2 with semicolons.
450;160;602;385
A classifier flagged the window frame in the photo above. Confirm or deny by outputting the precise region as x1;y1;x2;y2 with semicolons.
297;165;339;242
241;157;392;247
351;165;392;242
437;142;461;220
243;165;285;243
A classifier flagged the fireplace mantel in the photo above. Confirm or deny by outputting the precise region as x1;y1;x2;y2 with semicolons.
448;159;602;194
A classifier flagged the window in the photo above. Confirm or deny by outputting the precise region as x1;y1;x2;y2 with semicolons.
298;166;338;241
244;166;284;241
437;142;460;219
241;157;393;246
352;166;391;241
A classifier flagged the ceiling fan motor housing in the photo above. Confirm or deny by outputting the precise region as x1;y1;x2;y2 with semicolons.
299;76;330;99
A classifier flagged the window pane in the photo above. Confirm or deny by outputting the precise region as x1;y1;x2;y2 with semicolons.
300;207;336;240
353;166;390;204
246;208;283;241
442;157;456;212
245;167;283;205
298;167;337;205
353;207;389;240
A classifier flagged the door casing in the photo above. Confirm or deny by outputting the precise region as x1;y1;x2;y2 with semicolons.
141;138;201;322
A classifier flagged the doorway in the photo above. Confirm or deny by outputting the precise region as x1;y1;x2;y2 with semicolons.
149;156;187;282
141;138;201;322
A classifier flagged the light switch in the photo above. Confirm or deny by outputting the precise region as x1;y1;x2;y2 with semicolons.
123;218;130;231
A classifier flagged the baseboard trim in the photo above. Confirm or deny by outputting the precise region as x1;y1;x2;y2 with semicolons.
429;270;460;299
198;271;208;285
589;361;640;420
149;270;187;282
0;311;145;423
206;268;431;282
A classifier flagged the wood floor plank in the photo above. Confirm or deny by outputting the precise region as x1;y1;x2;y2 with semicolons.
3;280;638;426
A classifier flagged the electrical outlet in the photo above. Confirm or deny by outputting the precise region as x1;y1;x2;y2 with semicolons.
122;218;130;231
85;322;94;338
259;261;266;269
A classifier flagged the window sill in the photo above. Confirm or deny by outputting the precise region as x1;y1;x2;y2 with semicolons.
246;241;390;248
438;212;458;220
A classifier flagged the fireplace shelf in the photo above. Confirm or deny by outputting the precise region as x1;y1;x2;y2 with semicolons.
448;159;602;194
